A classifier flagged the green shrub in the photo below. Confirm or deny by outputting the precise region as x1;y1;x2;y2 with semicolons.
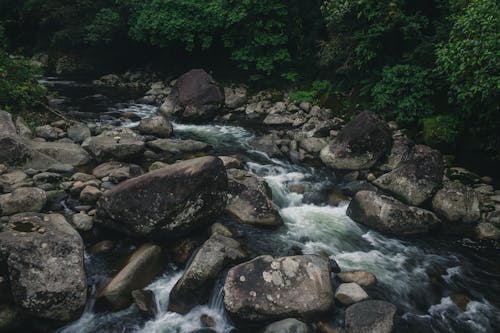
290;80;333;104
371;64;435;124
423;115;461;148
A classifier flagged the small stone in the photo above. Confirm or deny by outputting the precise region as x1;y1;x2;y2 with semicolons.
367;173;376;182
337;271;377;287
335;283;369;305
89;240;115;254
79;186;102;204
72;212;93;232
200;314;216;327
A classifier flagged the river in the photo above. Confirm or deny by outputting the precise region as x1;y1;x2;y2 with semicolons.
39;78;500;333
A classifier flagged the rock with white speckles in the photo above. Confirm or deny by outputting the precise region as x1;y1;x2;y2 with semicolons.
223;255;334;323
96;156;228;239
0;213;87;321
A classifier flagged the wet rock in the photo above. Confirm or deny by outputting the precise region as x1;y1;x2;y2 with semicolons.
432;181;481;223
373;145;444;206
147;138;208;154
160;69;225;122
226;168;282;227
83;129;145;161
96;157;228;239
450;294;471;312
0;187;46;215
320;111;392;170
335;283;369;305
475;222;500;241
132;289;157;317
72;212;94;231
98;243;164;310
138;116;173;138
316;321;340;333
210;222;237;238
328;190;348;207
341;180;378;197
337;271;377;287
347;191;441;235
445;167;480;184
200;313;216;327
33;141;90;166
344;300;396;333
225;87;248;109
0;213;87;321
223;255;334;322
89;240;115;254
169;238;200;265
263;318;311;333
67;123;91;143
169;234;247;314
252;133;284;158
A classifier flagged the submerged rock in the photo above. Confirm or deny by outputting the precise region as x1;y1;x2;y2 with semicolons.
344;300;396;333
0;213;87;321
160;69;225;123
223;255;334;322
169;234;247;314
225;168;282;227
373;145;443;206
96;156;228;239
98;243;164;310
347;191;441;235
320;111;392;170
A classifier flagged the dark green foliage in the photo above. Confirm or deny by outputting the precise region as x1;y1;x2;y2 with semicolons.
0;26;46;113
423;115;461;149
290;80;333;105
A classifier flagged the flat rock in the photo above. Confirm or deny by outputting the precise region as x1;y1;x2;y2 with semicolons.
344;300;396;333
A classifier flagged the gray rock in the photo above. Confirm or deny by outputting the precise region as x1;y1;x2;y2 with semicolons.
224;87;248;109
347;191;441;235
0;213;87;321
263;318;311;333
378;136;414;172
15;117;33;138
138;116;173;138
373;145;444;206
33;141;90;166
0;188;46;215
445;167;480;184
223;255;334;322
475;222;500;241
96;157;228;239
33;172;63;186
159;69;225;123
299;137;328;154
79;186;102;204
67;123;91;143
226;168;282;227
169;234;247;314
147;138;208;154
132;289;157;317
83;129;145;161
0;170;31;193
34;125;61;140
219;156;244;169
0;134;60;170
335;283;369;305
337;271;377;287
345;300;396;333
98;243;164;310
320;111;392;170
72;212;94;231
0;110;17;135
432;181;481;223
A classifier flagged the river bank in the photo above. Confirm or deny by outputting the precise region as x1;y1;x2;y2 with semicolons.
0;69;499;333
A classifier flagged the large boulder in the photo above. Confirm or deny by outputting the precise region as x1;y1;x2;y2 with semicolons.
373;145;443;206
0;213;87;321
320;111;392;170
347;191;441;235
344;300;396;333
83;128;145;161
225;168;282;227
97;243;164;310
431;181;481;223
138;116;173;138
168;234;247;314
96;156;228;239
0;135;59;169
223;255;334;322
159;69;224;123
0;187;47;215
32;141;90;166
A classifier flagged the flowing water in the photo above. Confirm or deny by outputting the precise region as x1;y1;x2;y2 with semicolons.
42;78;500;333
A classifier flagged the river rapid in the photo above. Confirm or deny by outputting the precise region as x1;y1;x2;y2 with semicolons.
41;78;500;333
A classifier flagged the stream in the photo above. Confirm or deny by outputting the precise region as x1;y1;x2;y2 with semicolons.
42;78;500;333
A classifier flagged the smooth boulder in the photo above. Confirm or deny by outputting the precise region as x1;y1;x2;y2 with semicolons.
33;141;91;166
226;168;282;227
373;145;443;206
347;191;441;235
160;69;224;122
138;116;173;138
169;234;247;314
432;181;480;223
0;213;87;321
335;283;369;305
0;187;47;215
320;111;392;170
83;129;145;161
96;156;228;239
345;300;396;333
223;255;334;322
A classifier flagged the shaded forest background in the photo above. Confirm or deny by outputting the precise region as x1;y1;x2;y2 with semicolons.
0;0;498;155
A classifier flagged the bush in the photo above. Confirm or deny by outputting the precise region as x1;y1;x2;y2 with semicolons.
290;80;333;104
423;115;461;149
371;64;435;124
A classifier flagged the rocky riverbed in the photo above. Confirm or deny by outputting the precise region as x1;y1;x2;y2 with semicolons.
0;69;499;333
